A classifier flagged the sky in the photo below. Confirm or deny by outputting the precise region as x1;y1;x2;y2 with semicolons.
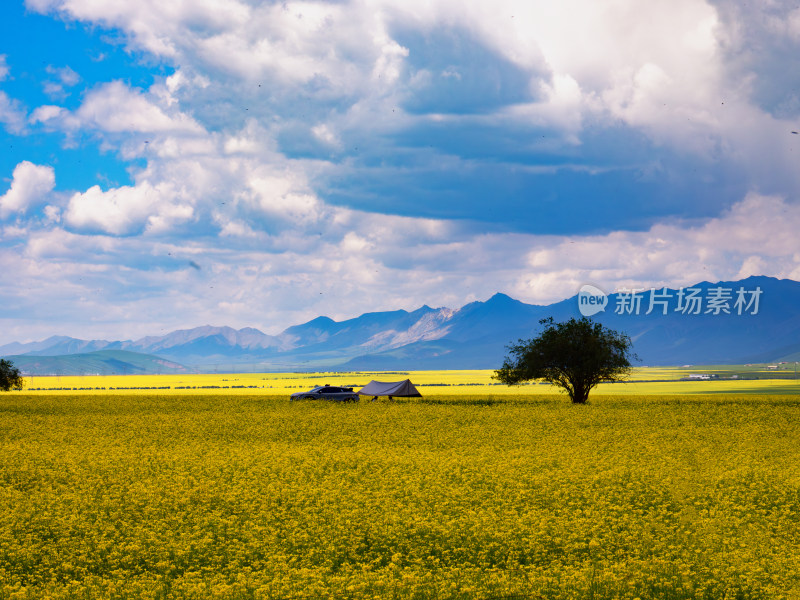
1;0;800;344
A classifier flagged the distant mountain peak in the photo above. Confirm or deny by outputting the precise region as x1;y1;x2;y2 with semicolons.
305;316;335;325
5;276;800;373
486;292;515;303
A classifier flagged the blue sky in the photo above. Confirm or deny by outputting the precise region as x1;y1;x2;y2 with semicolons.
1;0;800;344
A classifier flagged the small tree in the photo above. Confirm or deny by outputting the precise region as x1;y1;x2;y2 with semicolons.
0;359;24;391
494;317;635;404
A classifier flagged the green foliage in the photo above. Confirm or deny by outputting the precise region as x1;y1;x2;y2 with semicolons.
0;359;23;391
494;317;635;403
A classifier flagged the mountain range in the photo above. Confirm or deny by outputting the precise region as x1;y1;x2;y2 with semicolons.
8;350;190;377
3;275;799;374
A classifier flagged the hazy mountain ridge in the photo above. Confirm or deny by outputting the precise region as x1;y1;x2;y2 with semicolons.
3;276;799;373
16;336;114;356
7;350;190;377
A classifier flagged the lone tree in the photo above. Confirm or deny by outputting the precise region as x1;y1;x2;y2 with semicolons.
494;317;636;404
0;359;24;391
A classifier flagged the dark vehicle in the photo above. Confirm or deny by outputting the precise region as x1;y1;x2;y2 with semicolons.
290;385;358;402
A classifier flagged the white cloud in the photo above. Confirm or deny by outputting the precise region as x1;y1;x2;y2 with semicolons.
76;81;202;134
0;161;56;219
15;1;773;150
43;81;67;100
0;92;27;134
0;55;9;81
7;0;800;344
369;0;724;143
3;189;800;344
30;80;205;140
43;205;61;223
64;182;193;235
244;169;325;225
46;65;80;86
515;193;800;302
29;104;66;125
16;2;795;197
311;123;341;147
41;65;81;100
64;184;156;235
26;0;772;171
42;65;81;100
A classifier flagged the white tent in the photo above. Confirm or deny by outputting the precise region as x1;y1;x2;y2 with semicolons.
357;379;422;398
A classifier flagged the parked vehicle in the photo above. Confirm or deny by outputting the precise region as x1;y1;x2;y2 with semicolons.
290;385;358;402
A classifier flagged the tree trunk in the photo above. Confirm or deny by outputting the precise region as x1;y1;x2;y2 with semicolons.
570;384;590;404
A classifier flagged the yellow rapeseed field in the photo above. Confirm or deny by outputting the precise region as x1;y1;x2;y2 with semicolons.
17;367;800;397
1;391;799;599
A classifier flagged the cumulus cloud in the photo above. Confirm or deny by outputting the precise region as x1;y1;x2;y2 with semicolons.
77;81;202;134
29;104;66;125
31;80;203;137
6;0;800;342
515;193;800;302
64;182;193;235
243;169;326;225
22;1;791;165
30;0;799;201
5;190;798;344
0;161;56;219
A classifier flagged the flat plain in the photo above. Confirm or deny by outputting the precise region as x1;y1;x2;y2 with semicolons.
1;373;799;599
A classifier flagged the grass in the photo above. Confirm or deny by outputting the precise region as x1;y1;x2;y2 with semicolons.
0;392;799;599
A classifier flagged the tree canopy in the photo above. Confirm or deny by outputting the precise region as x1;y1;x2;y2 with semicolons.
494;317;635;404
0;359;24;392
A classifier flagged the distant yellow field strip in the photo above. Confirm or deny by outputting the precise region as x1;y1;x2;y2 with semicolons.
14;368;799;395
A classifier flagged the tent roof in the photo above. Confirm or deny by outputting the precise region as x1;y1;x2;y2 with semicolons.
357;379;422;397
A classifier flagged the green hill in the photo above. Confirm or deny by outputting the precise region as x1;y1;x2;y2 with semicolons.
6;350;190;376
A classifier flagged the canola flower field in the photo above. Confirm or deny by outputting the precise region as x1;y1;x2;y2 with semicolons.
18;366;800;397
1;384;799;599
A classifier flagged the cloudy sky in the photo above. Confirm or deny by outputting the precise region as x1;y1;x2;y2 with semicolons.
1;0;800;343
